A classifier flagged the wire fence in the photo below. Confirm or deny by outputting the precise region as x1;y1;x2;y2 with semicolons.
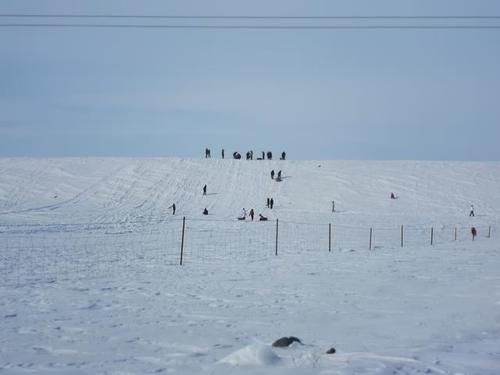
0;218;494;286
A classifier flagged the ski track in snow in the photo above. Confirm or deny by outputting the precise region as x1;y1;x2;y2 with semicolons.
1;158;500;374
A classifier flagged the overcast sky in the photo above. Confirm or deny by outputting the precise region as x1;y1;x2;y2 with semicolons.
1;0;500;160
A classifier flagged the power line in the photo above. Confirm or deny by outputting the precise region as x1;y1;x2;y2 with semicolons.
1;14;500;19
1;23;500;29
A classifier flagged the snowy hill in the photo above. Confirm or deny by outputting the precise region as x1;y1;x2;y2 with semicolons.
1;158;500;375
1;158;499;227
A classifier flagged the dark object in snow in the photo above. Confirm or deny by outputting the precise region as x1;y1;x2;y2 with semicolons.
326;347;336;354
471;226;477;240
272;336;302;347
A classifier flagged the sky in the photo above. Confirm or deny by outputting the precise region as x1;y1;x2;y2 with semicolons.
1;0;500;160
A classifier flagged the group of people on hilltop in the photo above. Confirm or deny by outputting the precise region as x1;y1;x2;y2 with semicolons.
205;148;286;161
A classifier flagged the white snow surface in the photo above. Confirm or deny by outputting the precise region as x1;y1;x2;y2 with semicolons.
1;158;500;374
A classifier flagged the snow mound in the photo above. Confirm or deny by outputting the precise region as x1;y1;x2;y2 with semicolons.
220;344;282;366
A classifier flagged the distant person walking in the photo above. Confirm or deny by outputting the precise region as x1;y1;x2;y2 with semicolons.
249;208;255;221
270;198;274;209
281;151;286;160
471;226;477;240
271;170;275;179
203;184;207;196
168;203;176;215
205;148;211;158
267;198;270;208
261;151;265;160
222;149;225;159
277;170;282;179
469;204;475;217
267;151;273;160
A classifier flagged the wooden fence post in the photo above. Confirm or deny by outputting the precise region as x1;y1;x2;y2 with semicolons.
430;227;434;246
275;219;279;256
400;225;404;248
179;216;186;265
329;223;332;252
369;227;373;250
454;226;457;241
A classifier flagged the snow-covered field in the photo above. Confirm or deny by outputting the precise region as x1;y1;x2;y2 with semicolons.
1;158;499;374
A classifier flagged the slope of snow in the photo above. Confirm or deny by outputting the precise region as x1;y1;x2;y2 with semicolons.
0;158;499;374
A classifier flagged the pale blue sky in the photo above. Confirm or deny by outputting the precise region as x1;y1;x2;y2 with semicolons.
1;0;500;160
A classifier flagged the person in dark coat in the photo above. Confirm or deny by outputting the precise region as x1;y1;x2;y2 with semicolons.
222;149;225;159
281;151;286;160
471;226;477;240
262;151;265;160
249;208;255;221
277;170;282;179
259;214;268;221
168;203;176;215
203;208;208;215
267;151;272;160
203;184;207;195
271;170;275;179
270;198;274;209
267;198;270;208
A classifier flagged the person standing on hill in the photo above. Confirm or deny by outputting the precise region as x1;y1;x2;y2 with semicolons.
267;198;270;208
222;149;225;159
281;151;286;160
469;204;475;217
471;226;477;240
203;184;207;196
249;209;255;221
271;170;275;179
270;198;274;209
168;203;176;215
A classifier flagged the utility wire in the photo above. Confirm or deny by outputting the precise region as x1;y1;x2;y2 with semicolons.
2;14;499;30
1;24;500;29
1;14;500;19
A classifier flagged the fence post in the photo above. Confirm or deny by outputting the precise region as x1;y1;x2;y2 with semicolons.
430;227;434;246
454;226;457;241
369;227;373;250
179;216;186;265
488;225;491;238
400;225;404;248
275;219;279;256
329;223;331;252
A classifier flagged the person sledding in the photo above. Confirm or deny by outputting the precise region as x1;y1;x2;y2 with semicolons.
203;208;209;215
276;170;282;181
237;208;247;221
259;214;268;221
